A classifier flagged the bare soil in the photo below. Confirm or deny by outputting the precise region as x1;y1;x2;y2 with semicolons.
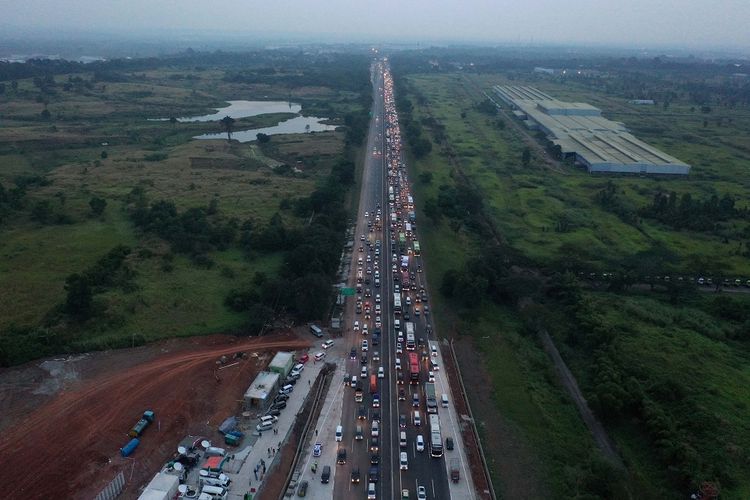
0;332;310;500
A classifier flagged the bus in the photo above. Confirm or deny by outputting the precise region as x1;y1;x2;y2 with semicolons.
413;241;421;256
408;352;420;384
429;414;443;457
425;382;437;414
405;322;416;350
399;233;406;247
370;374;378;394
393;293;402;314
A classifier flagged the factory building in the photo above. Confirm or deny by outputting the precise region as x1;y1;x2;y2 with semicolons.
493;85;690;175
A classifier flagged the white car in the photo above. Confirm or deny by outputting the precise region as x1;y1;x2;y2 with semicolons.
353;321;360;331
431;345;438;357
375;294;381;304
428;371;435;383
400;451;408;470
363;323;369;335
322;340;334;349
396;343;403;354
362;340;369;352
417;485;426;500
395;358;402;370
416;435;425;452
378;367;384;379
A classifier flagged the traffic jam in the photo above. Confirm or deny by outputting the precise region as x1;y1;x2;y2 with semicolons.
338;62;456;500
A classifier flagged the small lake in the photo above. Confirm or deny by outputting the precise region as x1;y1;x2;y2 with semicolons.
194;115;338;142
154;100;302;122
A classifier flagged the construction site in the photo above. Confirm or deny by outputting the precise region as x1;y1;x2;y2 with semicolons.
0;331;316;500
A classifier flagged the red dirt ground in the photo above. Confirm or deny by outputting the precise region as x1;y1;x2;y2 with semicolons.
0;332;310;500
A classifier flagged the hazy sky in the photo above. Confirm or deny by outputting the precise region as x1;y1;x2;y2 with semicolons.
3;0;749;50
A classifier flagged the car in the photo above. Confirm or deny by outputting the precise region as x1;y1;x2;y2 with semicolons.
271;401;287;410
322;340;334;349
358;405;367;420
378;366;385;378
321;465;331;484
401;489;410;499
372;351;380;362
360;234;365;241
398;388;406;400
359;245;364;253
399;414;406;428
430;359;439;371
360;354;368;365
417;485;427;500
400;451;408;470
370;437;379;452
363;323;369;335
416;435;425;452
291;363;304;375
337;447;347;465
431;345;438;357
350;375;358;387
412;393;420;407
298;354;309;364
396;342;403;354
375;294;381;303
428;371;435;383
265;408;281;417
353;321;360;331
362;340;369;351
446;437;454;450
351;467;361;484
361;366;368;378
314;352;326;361
397;371;404;384
297;480;308;497
313;442;322;457
395;358;402;370
274;394;289;403
372;411;380;423
364;288;372;297
350;348;357;360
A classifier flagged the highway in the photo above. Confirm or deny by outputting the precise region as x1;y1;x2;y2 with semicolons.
332;59;455;500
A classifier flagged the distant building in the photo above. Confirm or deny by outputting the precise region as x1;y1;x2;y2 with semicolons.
629;99;655;105
493;85;690;175
244;371;281;409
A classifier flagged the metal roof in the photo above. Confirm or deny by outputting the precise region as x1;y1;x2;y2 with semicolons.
244;371;280;401
493;85;690;174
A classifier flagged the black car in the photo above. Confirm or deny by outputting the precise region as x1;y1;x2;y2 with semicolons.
398;388;406;401
321;465;331;484
358;405;367;420
297;480;308;497
337;447;347;465
351;467;360;484
446;437;454;450
275;394;289;403
370;454;380;465
350;348;357;360
265;409;281;417
271;401;287;411
368;465;379;483
370;437;379;452
285;377;298;386
372;411;380;423
360;354;368;365
399;414;406;428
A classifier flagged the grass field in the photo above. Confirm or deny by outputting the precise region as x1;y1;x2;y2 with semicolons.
399;70;750;497
404;73;750;276
0;63;358;362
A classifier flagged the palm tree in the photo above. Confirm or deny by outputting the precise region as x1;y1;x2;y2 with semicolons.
220;115;236;142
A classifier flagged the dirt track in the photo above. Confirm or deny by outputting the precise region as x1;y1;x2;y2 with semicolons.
0;333;310;499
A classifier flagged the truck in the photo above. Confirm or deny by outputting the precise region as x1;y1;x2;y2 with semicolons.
355;382;364;402
450;458;460;483
425;382;437;414
128;410;155;438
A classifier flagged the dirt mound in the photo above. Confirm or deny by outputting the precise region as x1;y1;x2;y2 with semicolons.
0;332;309;499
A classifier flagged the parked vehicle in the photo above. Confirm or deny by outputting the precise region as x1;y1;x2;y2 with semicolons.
128;410;155;438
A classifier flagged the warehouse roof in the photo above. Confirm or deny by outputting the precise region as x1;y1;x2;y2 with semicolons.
493;85;689;174
244;371;280;401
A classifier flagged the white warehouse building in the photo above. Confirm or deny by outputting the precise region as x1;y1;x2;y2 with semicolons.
493;85;690;175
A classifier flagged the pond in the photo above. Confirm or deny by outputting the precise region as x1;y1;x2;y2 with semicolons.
194;115;338;142
154;100;302;122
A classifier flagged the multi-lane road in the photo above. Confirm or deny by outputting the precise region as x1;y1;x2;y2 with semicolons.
330;59;467;500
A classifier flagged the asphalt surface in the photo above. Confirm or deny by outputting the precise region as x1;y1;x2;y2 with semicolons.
331;60;453;500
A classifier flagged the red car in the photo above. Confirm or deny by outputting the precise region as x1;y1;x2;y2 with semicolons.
298;354;309;364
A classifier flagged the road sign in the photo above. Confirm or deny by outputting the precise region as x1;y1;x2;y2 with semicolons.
341;288;356;296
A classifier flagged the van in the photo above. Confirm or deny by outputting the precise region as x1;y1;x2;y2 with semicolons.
413;411;421;426
441;393;449;408
200;473;231;488
335;425;343;442
321;465;331;484
201;485;228;499
310;324;323;338
367;482;376;499
399;451;409;470
256;421;274;432
259;415;278;425
399;431;407;448
279;384;294;395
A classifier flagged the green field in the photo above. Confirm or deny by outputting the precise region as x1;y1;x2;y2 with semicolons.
0;57;366;365
398;69;750;498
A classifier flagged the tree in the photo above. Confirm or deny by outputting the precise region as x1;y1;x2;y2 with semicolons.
89;196;107;216
64;273;93;320
220;115;235;141
100;150;108;159
40;109;51;120
169;116;177;127
256;133;270;143
521;147;531;168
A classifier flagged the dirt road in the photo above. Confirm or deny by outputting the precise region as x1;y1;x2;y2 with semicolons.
0;333;309;499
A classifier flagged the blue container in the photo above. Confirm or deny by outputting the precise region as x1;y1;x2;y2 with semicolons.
121;438;140;457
